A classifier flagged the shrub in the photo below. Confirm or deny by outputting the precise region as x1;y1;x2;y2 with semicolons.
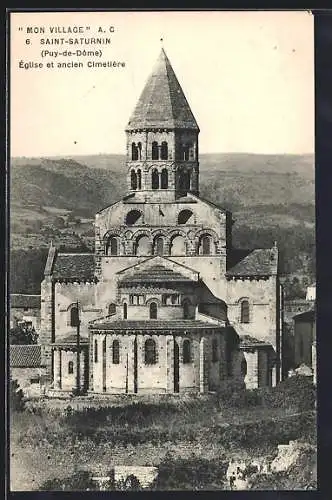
40;470;96;491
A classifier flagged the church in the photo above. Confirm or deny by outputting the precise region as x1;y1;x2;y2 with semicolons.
40;48;283;395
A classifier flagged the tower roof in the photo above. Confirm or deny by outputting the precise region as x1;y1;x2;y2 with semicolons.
126;48;199;131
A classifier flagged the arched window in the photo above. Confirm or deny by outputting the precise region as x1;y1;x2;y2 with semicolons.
107;236;119;256
212;338;218;362
178;209;193;225
137;169;142;190
161;168;168;189
152;141;159;160
199;235;212;255
170;235;186;256
183;339;191;364
94;339;98;363
68;361;74;374
152;168;159;189
70;305;79;327
160;141;168;160
183;299;190;319
123;303;128;319
153;236;164;256
145;338;157;364
130;170;137;190
149;302;158;319
241;358;247;377
112;340;120;364
131;143;138;161
108;303;116;316
240;300;250;324
125;210;142;225
137;142;142;160
134;235;150;256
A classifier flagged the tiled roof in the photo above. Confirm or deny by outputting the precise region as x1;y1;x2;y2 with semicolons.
226;248;278;277
90;319;220;331
52;253;95;281
52;333;89;345
10;344;41;367
126;48;199;131
239;335;272;348
118;264;195;284
11;294;41;309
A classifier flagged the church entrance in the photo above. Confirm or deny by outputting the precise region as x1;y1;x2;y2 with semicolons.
134;337;138;393
174;339;179;393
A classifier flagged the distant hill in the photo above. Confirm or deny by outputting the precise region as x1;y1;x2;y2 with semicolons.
9;153;315;294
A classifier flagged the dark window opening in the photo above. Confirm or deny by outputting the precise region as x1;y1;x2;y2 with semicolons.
94;339;98;363
108;303;116;315
131;143;139;161
212;338;218;362
123;303;128;319
70;306;79;327
183;339;191;364
152;168;159;190
160;141;168;160
240;300;250;324
150;302;158;319
145;338;157;365
108;236;119;256
179;171;191;192
125;210;142;225
112;340;120;364
137;169;142;189
182;144;190;161
130;170;137;190
161;168;168;189
137;142;142;160
68;361;74;374
178;209;193;224
241;358;247;377
152;141;159;160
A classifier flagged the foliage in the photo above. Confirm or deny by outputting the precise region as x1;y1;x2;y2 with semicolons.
10;378;25;412
151;453;227;490
10;325;38;345
40;470;97;491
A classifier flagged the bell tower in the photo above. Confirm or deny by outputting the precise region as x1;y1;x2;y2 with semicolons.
125;48;200;202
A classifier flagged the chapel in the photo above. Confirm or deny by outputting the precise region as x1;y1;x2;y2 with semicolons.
40;48;283;395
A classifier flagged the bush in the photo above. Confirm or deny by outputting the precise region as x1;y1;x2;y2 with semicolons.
40;470;97;491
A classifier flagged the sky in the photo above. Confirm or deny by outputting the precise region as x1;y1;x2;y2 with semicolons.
10;10;314;157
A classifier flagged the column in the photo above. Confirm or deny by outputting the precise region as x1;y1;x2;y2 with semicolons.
126;335;136;393
166;335;174;393
53;348;61;389
199;337;208;394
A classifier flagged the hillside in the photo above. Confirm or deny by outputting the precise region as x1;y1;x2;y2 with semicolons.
9;153;315;294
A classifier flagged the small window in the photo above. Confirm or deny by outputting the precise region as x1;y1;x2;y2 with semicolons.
161;168;168;189
240;300;250;324
30;376;40;384
152;141;159;160
131;143;138;161
112;340;120;364
178;209;193;225
154;236;164;256
68;361;74;374
212;338;218;362
183;339;191;364
200;235;211;255
123;303;128;319
94;339;98;363
108;303;116;316
241;358;247;377
70;306;79;327
125;210;142;225
130;170;137;190
183;300;190;319
108;236;119;256
137;169;142;189
160;141;168;160
150;302;158;319
145;338;157;365
152;168;159;190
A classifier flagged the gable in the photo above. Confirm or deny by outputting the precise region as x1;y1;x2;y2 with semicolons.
116;255;199;284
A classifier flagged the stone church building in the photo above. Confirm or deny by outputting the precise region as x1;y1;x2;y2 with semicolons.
40;48;283;395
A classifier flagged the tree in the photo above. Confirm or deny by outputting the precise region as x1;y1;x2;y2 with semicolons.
10;325;38;345
10;378;25;412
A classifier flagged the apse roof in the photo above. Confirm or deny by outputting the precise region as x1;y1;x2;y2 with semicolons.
126;48;199;131
90;319;220;331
